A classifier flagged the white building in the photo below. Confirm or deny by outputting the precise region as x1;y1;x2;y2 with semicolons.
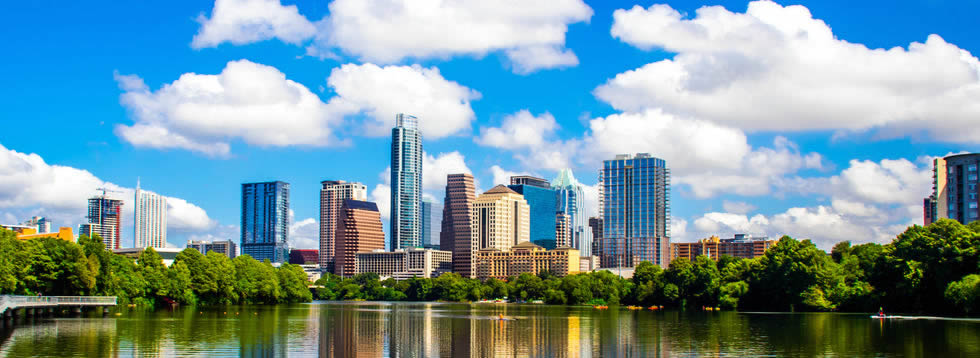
356;248;452;280
22;216;51;234
134;180;168;248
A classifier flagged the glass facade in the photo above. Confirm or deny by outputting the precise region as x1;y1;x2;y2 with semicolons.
241;181;290;263
552;169;592;257
507;184;558;248
599;154;670;268
391;113;423;250
940;153;980;225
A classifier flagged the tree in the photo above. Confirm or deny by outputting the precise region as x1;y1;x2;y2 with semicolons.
278;263;313;303
945;274;980;315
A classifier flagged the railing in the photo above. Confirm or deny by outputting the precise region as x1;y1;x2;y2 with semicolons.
0;295;117;314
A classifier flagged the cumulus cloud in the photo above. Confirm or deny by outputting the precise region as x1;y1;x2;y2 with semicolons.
476;110;558;149
288;210;318;249
722;200;757;215
116;61;480;156
691;157;931;249
191;0;316;48
0;143;216;243
369;184;390;219
327;63;481;138
489;165;531;187
309;0;592;74
423;151;474;193
600;1;980;142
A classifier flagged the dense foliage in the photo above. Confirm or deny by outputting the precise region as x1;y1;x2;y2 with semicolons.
0;230;312;305
313;219;979;316
3;218;978;315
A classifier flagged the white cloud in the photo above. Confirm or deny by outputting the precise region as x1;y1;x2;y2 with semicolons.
722;200;757;215
191;0;316;49
370;184;391;220
288;214;318;249
423;151;473;193
830;158;931;205
327;63;481;138
476;110;558;149
310;0;593;74
0;142;216;243
671;218;689;242
116;61;480;156
600;1;980;142
489;165;531;188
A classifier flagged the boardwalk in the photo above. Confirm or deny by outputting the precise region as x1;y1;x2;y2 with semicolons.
0;295;117;315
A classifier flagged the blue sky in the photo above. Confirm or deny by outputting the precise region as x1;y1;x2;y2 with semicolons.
1;0;977;250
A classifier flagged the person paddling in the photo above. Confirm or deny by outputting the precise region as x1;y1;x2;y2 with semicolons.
878;307;884;317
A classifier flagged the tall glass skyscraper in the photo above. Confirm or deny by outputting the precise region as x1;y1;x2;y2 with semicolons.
391;113;423;250
508;176;558;249
241;181;290;263
599;154;670;268
553;169;591;256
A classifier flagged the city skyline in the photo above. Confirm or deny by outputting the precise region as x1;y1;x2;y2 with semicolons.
2;0;978;252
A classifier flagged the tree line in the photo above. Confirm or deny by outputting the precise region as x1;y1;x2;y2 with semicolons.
0;230;312;305
313;219;979;316
2;218;978;315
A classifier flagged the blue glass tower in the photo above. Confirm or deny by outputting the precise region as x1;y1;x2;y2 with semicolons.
508;177;557;249
391;113;423;250
553;169;591;256
241;181;290;263
599;154;670;268
421;200;432;247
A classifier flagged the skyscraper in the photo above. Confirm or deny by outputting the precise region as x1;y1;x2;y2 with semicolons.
79;191;123;250
508;175;557;249
391;113;423;250
471;185;530;252
926;153;980;225
441;173;476;277
553;169;591;256
599;154;670;268
22;216;50;234
319;180;367;269
134;180;168;248
241;181;290;263
555;212;571;248
335;199;385;277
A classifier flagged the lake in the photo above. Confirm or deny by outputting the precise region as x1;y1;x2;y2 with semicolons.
1;301;978;357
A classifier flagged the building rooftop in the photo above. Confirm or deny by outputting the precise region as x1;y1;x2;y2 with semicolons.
551;168;581;188
343;199;379;212
484;185;519;195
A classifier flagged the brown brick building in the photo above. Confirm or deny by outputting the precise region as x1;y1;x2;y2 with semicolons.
334;199;385;277
474;242;580;280
440;173;476;277
671;234;774;261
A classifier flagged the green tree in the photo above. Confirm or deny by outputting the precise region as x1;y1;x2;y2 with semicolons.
278;263;313;303
945;274;980;315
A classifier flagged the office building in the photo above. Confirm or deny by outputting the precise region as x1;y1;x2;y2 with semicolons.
471;185;530;252
510;175;551;188
588;217;602;257
555;213;571;248
319;180;367;269
134;180;168;248
186;239;238;258
80;192;124;250
355;247;453;279
22;216;51;234
599;153;670;268
335;200;385;277
507;175;558;249
391;113;423;250
925;153;980;225
553;169;591;257
474;242;580;280
671;234;774;262
241;181;290;263
440;173;476;277
290;249;319;265
10;226;73;241
421;199;435;247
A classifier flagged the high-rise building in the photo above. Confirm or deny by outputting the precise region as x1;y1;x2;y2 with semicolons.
556;212;571;248
588;217;602;259
671;234;774;261
924;153;980;225
421;200;432;247
507;176;557;249
391;113;423;250
440;173;476;277
319;180;367;269
471;185;530;252
80;192;123;250
553;169;591;257
241;181;290;263
134;180;168;248
290;249;319;265
599;154;670;268
510;175;551;188
335;199;385;277
186;240;238;258
22;216;51;234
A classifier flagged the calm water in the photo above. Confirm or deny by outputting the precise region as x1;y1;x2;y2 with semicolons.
1;302;978;357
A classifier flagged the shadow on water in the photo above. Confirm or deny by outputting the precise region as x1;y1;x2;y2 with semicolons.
0;303;978;357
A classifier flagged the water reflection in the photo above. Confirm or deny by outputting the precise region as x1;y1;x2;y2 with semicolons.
0;303;978;357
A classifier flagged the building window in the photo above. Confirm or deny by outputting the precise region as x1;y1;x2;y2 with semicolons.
971;175;979;182
970;203;978;209
970;165;978;172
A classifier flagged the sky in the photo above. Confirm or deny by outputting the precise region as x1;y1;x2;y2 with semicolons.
1;0;978;251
